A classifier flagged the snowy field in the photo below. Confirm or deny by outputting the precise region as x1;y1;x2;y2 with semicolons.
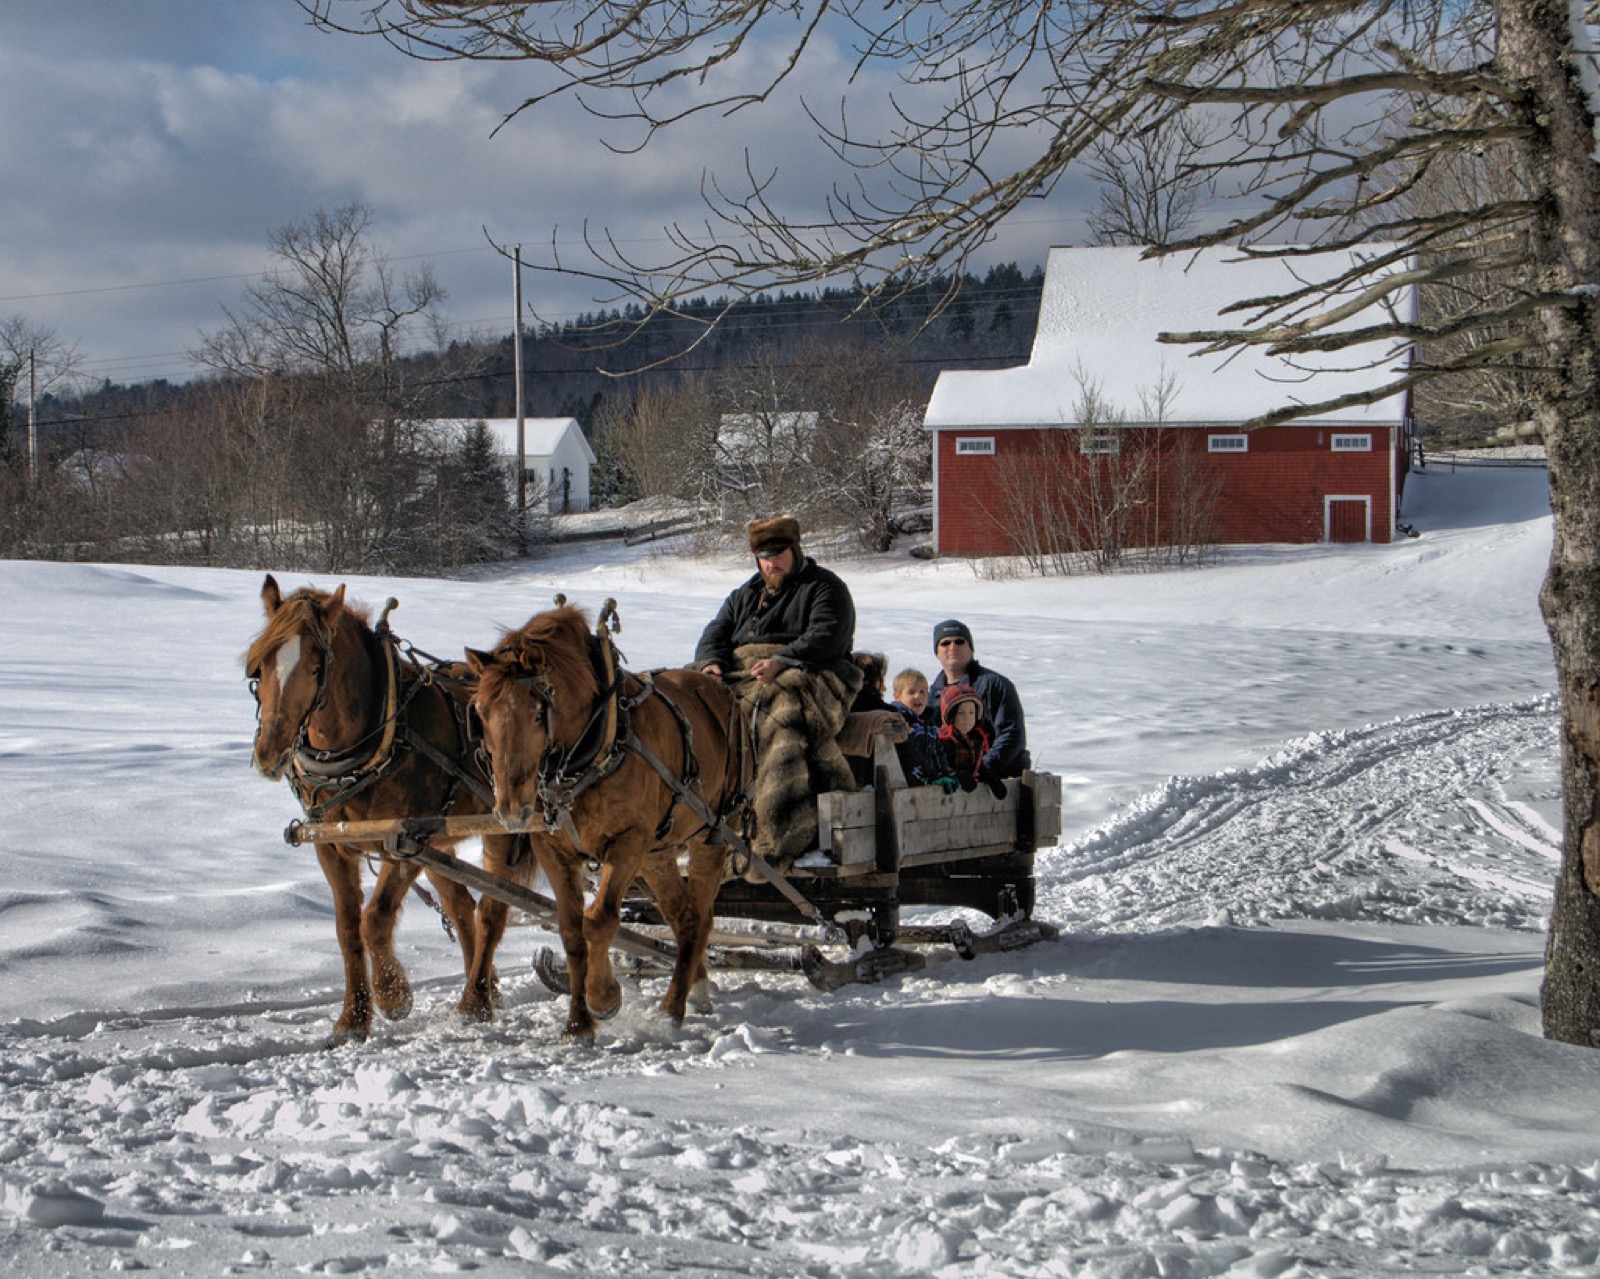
3;460;1597;1277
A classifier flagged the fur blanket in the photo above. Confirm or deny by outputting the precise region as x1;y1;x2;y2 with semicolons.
732;643;864;865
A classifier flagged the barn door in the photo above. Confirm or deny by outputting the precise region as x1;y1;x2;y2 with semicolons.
1326;497;1370;543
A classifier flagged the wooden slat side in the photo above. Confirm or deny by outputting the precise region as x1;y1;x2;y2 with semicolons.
891;785;1023;858
873;729;908;789
898;841;1017;869
1028;770;1063;847
816;790;877;867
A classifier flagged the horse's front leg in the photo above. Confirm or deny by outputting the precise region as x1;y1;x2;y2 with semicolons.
363;857;425;1023
458;833;523;1022
539;845;596;1040
583;844;645;1023
316;844;375;1045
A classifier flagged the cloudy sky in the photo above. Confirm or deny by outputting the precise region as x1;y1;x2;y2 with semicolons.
2;1;1095;390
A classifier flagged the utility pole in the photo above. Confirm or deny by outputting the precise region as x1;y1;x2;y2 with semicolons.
513;245;526;519
27;350;37;484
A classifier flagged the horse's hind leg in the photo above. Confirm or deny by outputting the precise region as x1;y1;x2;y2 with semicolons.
428;868;481;981
641;853;713;1019
364;858;422;1023
658;842;727;1024
316;844;378;1044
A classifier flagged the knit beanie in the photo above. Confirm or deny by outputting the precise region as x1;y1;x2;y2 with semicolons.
939;683;983;726
932;619;974;652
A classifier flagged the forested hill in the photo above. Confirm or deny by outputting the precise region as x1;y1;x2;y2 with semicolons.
42;264;1045;438
405;262;1046;425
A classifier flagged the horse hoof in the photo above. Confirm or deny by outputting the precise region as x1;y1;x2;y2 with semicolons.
380;992;414;1022
327;1025;369;1049
686;979;714;1015
587;994;622;1022
456;997;495;1025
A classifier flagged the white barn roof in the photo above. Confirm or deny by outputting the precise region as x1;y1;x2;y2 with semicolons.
925;245;1416;430
441;417;595;463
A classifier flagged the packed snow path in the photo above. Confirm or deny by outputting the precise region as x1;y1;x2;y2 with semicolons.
5;698;1597;1278
1043;696;1560;936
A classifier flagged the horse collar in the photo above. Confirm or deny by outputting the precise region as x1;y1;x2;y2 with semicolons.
290;628;403;786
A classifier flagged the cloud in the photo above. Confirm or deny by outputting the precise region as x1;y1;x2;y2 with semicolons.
4;2;1089;388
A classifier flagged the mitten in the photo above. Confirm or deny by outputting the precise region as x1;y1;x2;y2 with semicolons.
933;775;960;794
958;773;977;793
975;763;1008;799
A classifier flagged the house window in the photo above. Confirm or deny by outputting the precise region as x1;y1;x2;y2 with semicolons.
955;437;995;456
1331;434;1372;452
1208;434;1248;453
1079;432;1120;455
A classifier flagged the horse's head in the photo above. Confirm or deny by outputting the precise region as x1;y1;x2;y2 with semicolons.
246;574;355;780
467;606;597;829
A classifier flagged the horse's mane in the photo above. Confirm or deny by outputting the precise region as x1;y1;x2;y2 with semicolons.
245;587;371;677
477;606;599;705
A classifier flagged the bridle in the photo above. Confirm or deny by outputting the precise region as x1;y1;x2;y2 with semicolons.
477;601;631;837
248;613;338;776
252;598;487;821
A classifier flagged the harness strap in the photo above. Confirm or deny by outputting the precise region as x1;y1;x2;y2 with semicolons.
626;722;827;928
290;627;404;785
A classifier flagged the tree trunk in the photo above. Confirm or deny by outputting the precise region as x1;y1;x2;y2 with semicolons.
1502;0;1600;1044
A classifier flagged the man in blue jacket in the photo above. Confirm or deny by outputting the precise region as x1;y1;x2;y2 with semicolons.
926;618;1032;779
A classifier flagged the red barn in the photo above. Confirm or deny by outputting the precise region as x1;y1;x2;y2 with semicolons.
925;246;1417;556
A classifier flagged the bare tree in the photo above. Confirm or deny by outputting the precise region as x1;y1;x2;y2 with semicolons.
1;315;82;481
1369;144;1545;440
307;0;1600;1048
805;342;931;551
1087;114;1220;246
194;203;462;573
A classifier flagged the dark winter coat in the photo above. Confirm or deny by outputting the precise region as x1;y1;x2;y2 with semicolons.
936;722;990;786
694;555;856;672
928;659;1032;778
890;700;951;786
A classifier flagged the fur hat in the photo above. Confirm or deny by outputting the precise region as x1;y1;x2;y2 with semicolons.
932;618;974;652
747;515;802;558
939;683;984;725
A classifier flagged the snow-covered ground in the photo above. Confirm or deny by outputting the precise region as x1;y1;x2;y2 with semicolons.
4;461;1596;1278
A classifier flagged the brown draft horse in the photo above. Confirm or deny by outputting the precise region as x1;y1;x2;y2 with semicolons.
466;604;750;1040
247;574;524;1044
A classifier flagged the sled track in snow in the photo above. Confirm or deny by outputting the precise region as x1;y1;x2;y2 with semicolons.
1037;697;1560;935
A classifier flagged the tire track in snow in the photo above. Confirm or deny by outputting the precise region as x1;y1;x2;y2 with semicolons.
1037;697;1559;934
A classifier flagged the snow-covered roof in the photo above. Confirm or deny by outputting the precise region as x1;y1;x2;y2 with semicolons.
437;417;596;464
925;245;1416;430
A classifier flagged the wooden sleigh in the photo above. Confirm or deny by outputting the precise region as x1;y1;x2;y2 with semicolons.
284;714;1061;991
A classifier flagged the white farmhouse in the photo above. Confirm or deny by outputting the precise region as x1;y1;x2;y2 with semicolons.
438;417;595;513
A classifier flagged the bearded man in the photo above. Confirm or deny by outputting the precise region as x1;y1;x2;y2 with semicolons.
694;516;861;869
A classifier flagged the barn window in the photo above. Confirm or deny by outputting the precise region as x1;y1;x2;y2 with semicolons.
955;437;995;456
1208;434;1248;453
1079;431;1120;455
1331;433;1372;452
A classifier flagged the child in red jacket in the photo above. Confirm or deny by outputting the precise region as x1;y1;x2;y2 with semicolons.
937;684;1007;798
